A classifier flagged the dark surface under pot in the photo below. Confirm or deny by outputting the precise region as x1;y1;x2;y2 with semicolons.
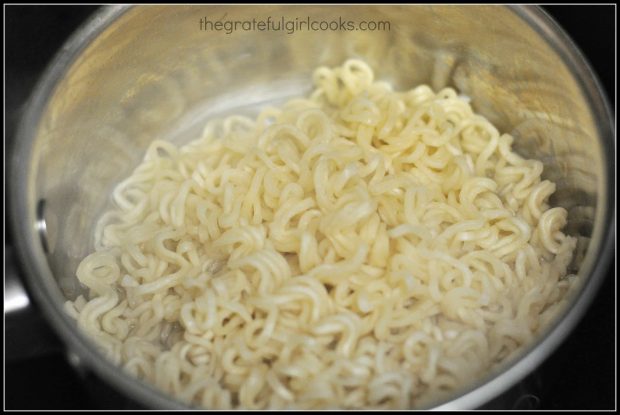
5;5;615;410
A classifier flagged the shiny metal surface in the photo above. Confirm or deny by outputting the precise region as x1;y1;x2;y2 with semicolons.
9;5;614;409
5;248;31;314
5;246;64;361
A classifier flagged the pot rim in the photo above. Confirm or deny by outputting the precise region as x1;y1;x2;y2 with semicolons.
9;5;615;410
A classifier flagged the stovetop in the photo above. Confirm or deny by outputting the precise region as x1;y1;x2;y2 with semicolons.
5;5;615;410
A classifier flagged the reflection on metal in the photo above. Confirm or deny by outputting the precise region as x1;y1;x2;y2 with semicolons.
4;277;31;313
36;199;49;253
66;350;89;377
513;393;541;410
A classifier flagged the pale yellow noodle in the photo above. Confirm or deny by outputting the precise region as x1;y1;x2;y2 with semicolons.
66;60;577;409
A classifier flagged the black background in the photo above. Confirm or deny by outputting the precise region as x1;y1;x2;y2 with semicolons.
5;5;615;410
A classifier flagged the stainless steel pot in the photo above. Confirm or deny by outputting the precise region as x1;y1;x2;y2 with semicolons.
7;5;614;409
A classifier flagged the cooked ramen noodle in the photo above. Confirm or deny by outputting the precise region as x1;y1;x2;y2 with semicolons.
65;60;577;409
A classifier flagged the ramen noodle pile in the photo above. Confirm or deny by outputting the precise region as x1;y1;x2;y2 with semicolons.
66;60;577;409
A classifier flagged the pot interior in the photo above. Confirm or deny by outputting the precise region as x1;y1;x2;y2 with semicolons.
23;5;610;409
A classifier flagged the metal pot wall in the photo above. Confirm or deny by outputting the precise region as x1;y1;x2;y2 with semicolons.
7;5;614;409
